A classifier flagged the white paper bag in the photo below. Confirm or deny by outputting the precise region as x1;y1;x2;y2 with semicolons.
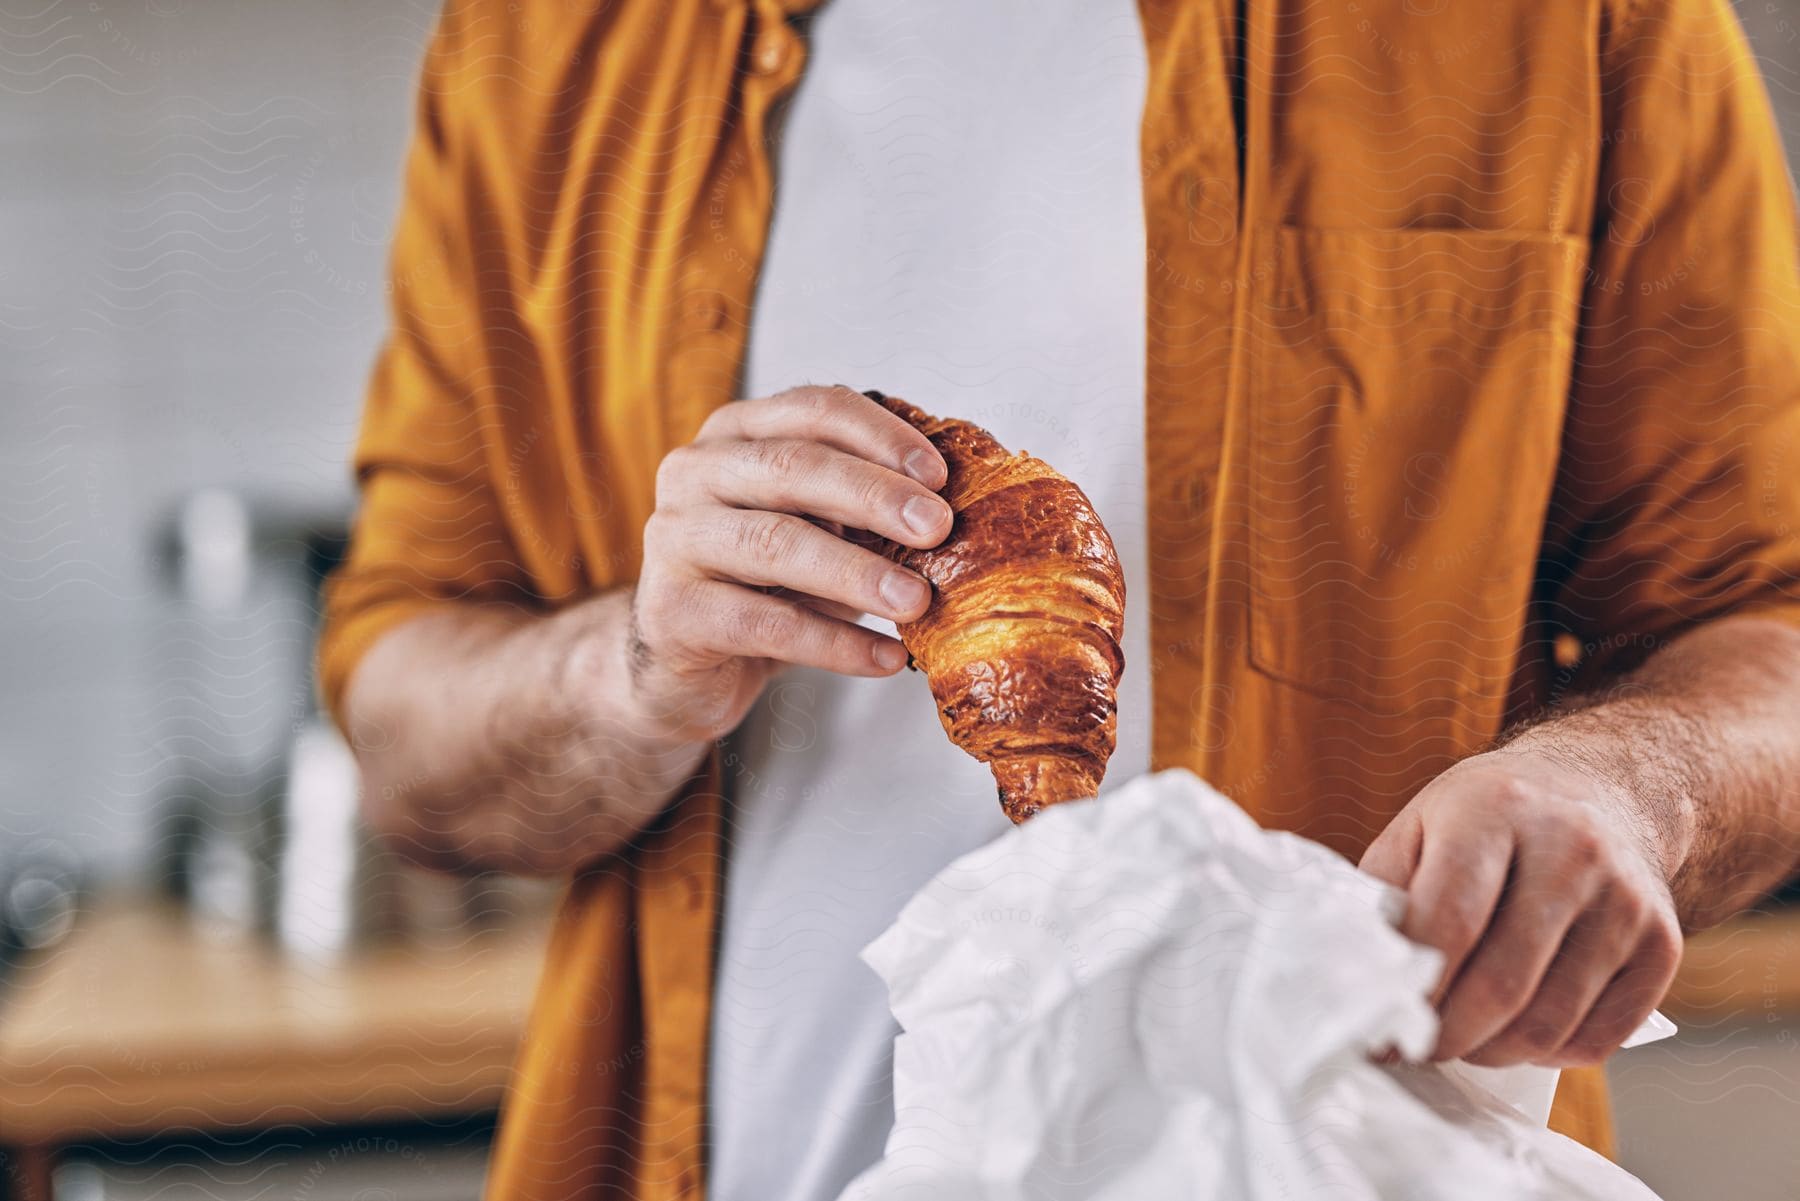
839;768;1668;1201
1442;1007;1674;1127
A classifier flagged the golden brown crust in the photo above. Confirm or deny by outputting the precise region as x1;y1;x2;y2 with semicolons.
866;392;1126;822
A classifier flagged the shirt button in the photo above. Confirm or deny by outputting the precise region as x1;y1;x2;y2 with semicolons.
754;30;789;73
686;293;728;332
1553;631;1585;670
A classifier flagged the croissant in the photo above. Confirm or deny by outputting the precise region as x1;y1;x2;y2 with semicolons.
867;392;1126;823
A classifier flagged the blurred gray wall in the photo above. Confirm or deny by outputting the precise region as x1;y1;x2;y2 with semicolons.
1742;3;1800;164
1;1;1799;867
2;0;435;876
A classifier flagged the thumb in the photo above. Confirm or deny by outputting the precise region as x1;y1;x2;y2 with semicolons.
1359;810;1424;890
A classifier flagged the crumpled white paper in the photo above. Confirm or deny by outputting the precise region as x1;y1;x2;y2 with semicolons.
838;768;1665;1201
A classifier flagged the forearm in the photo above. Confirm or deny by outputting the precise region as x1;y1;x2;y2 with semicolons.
341;588;709;874
1502;614;1800;930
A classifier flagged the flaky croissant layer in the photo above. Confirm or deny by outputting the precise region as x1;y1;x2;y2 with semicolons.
867;392;1126;823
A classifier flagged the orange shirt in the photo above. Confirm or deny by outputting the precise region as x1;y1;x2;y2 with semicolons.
319;0;1800;1196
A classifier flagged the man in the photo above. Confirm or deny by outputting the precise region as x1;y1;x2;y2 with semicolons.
319;0;1800;1198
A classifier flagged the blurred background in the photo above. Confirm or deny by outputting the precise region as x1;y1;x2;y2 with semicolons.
2;3;1798;1200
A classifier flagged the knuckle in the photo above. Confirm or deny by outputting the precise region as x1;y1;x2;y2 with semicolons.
634;580;689;651
700;398;741;431
661;578;708;638
696;408;728;439
1480;1025;1540;1064
754;437;810;481
1515;1020;1565;1057
1641;913;1684;970
640;510;667;556
822;621;866;667
1566;983;1655;1063
1487;771;1542;811
641;508;678;555
1571;1017;1633;1063
654;444;693;496
743;601;799;650
1466;966;1532;1015
1607;888;1650;933
1558;917;1609;962
1515;990;1579;1047
1562;822;1604;868
1531;807;1602;873
647;509;704;573
1433;1016;1482;1062
1478;1042;1529;1067
779;385;834;424
1432;922;1481;964
736;512;802;564
1424;901;1485;957
713;597;759;649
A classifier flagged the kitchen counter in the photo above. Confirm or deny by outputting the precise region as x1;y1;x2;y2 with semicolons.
1;894;1795;1200
1660;904;1800;1023
0;898;551;1201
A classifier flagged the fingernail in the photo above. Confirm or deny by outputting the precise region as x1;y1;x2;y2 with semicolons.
902;495;949;537
902;448;943;486
873;640;909;671
879;570;931;615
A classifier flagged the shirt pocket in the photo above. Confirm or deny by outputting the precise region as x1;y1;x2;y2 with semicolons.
1244;225;1586;716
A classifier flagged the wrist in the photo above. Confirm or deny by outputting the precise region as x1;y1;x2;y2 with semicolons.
562;587;711;755
550;591;713;827
1499;713;1698;885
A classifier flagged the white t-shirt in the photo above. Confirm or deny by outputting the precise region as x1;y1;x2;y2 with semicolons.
711;3;1151;1199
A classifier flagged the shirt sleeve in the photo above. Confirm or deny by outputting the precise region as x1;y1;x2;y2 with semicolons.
315;4;537;726
1539;0;1800;682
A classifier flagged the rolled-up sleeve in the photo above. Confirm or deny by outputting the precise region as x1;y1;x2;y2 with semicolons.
1540;0;1800;681
316;5;535;726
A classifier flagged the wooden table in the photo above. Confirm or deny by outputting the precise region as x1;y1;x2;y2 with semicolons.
0;895;1794;1201
0;900;550;1201
1661;905;1800;1024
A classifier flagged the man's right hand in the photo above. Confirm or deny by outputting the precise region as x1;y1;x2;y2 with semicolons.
629;385;953;742
341;385;952;872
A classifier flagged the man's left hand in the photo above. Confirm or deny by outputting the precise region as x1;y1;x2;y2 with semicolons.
1359;748;1684;1068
